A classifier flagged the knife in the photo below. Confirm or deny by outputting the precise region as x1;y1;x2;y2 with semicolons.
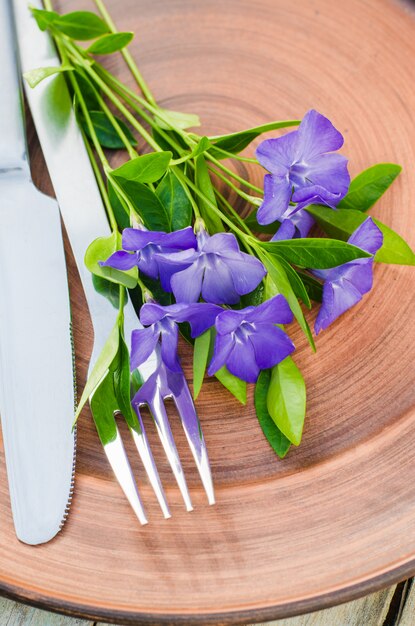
0;0;75;545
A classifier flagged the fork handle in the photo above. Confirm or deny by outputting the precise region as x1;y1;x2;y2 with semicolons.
0;0;30;177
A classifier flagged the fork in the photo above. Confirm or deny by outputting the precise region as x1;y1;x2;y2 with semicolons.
89;303;215;525
17;0;215;526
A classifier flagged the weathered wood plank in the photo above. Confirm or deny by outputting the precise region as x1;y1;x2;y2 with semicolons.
0;597;92;626
254;586;396;626
0;585;398;625
398;580;415;626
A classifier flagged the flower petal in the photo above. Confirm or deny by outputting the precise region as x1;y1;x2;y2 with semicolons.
247;294;294;325
201;257;240;304
140;302;170;325
314;277;363;334
225;253;266;296
249;325;295;369
100;250;137;270
122;226;196;251
173;303;221;337
257;174;292;225
208;332;234;375
348;217;383;255
256;131;300;174
170;260;205;303
296;109;344;159
130;327;159;369
215;309;249;335
202;232;240;254
160;323;181;371
226;339;260;383
156;249;197;291
271;219;296;241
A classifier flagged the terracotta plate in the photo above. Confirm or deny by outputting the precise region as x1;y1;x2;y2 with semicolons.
1;0;415;623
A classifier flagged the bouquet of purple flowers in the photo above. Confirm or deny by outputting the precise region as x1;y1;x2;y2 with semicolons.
29;1;414;458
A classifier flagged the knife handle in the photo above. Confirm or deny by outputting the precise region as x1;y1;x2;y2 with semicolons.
0;0;30;177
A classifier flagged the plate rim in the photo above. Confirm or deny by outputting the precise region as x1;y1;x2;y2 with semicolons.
1;556;414;624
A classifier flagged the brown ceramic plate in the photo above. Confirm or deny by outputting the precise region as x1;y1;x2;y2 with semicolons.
1;0;415;623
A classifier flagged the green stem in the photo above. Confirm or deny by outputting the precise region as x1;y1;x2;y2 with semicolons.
207;154;263;194
94;66;187;155
93;0;157;107
208;164;261;206
210;146;258;163
88;79;138;159
82;129;119;230
62;39;161;151
213;187;253;236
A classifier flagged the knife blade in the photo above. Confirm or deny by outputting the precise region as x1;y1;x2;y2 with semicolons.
0;0;75;545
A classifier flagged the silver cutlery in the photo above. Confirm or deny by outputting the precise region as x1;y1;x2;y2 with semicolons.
0;0;75;545
13;0;214;523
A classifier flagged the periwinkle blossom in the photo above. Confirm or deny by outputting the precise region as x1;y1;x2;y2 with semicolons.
130;301;221;372
155;228;266;305
100;226;196;280
313;217;383;334
208;295;295;383
271;209;315;242
256;109;350;227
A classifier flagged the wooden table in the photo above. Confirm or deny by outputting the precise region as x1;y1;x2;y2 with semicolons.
1;581;414;625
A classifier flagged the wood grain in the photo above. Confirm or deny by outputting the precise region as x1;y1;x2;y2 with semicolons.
0;584;400;626
1;0;415;623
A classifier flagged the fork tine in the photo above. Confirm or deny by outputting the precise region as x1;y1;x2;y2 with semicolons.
103;427;148;525
168;372;215;506
130;405;171;519
147;392;193;512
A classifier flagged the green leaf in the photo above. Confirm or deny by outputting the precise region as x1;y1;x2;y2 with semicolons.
209;120;300;158
92;275;120;309
112;177;170;231
112;151;172;184
89;371;119;445
257;249;315;351
273;255;311;309
240;282;265;308
254;370;291;458
267;357;306;446
194;154;224;232
338;163;402;212
156;109;201;130
24;65;73;88
260;238;371;269
87;32;134;54
112;330;140;433
30;7;59;30
189;136;211;159
156;170;192;230
107;180;130;230
74;318;120;423
54;11;109;40
82;111;137;149
193;331;211;400
73;71;101;110
215;366;247;405
244;210;276;235
305;205;415;266
296;271;323;303
85;231;138;289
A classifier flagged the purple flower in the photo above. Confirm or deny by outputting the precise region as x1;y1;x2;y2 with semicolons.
155;228;266;304
208;295;295;383
256;109;350;226
271;209;315;241
131;301;221;372
313;217;383;334
100;226;196;280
